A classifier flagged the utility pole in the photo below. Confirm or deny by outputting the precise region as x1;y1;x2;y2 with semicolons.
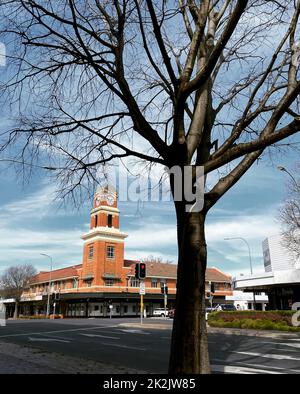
224;237;256;310
40;253;53;318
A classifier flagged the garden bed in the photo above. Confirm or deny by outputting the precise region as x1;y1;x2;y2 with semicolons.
207;310;300;332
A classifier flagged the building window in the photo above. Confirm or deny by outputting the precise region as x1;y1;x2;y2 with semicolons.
130;278;140;288
105;278;114;287
108;214;113;228
72;278;78;288
89;244;94;259
160;278;167;287
107;245;115;259
95;215;98;227
85;279;93;287
151;278;158;288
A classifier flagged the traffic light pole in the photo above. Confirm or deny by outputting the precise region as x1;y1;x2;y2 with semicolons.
140;294;143;325
164;283;168;317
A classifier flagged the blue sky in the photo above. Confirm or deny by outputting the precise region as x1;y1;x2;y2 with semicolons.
0;147;298;278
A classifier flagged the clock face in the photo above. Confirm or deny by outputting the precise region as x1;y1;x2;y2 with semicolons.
95;193;115;206
106;194;115;206
95;196;101;206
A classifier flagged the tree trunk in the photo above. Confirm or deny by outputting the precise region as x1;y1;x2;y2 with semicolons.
168;200;210;374
13;300;19;319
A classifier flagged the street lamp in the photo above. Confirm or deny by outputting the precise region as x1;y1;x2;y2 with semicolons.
277;166;299;190
224;237;256;310
224;237;253;275
40;253;53;318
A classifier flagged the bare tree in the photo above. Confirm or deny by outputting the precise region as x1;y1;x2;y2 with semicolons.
0;0;300;373
141;255;174;264
279;169;300;260
0;264;37;318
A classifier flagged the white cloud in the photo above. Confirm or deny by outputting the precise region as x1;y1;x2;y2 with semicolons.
0;183;85;271
125;250;177;263
126;223;176;249
206;215;280;242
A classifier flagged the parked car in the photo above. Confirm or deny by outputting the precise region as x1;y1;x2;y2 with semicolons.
216;304;236;311
153;308;169;317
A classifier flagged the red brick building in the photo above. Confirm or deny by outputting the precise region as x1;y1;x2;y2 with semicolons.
14;186;233;317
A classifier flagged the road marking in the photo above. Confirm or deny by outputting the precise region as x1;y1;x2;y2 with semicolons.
100;342;146;351
28;336;70;343
118;329;150;335
286;338;300;342
213;359;300;374
260;341;300;349
211;364;281;374
0;325;119;339
80;333;120;340
232;351;300;361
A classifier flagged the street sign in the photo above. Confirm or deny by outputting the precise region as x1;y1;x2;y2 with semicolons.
139;281;145;295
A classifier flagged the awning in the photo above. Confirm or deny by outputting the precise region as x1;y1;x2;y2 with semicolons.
102;273;120;279
83;274;94;280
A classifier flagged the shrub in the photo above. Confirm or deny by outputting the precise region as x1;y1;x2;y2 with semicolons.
207;310;300;332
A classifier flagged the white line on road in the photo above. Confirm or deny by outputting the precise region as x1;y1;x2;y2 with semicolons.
213;359;300;374
28;336;70;343
0;325;119;339
118;329;150;335
260;341;300;349
232;351;300;361
80;333;120;340
211;364;281;374
100;342;146;351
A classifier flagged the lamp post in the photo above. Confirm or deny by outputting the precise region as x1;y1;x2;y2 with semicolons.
224;237;256;310
224;237;253;275
40;253;53;318
277;166;299;191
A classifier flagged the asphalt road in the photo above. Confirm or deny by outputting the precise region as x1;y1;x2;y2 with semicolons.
0;318;300;374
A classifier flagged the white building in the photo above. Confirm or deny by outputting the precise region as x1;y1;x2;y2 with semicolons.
226;290;268;311
234;234;300;310
263;234;300;272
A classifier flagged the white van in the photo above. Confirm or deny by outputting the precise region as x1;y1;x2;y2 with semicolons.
153;308;169;317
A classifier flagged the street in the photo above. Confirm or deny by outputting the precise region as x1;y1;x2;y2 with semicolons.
0;318;300;374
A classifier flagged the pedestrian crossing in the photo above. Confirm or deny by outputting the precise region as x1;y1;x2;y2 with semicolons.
211;338;300;374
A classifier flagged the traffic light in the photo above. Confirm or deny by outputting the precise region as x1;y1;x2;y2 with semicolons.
51;292;60;301
135;262;146;279
139;263;146;279
161;284;168;294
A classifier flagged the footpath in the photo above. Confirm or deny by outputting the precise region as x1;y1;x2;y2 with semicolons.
0;340;147;374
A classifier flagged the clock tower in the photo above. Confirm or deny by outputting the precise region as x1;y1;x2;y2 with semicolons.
81;185;128;288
